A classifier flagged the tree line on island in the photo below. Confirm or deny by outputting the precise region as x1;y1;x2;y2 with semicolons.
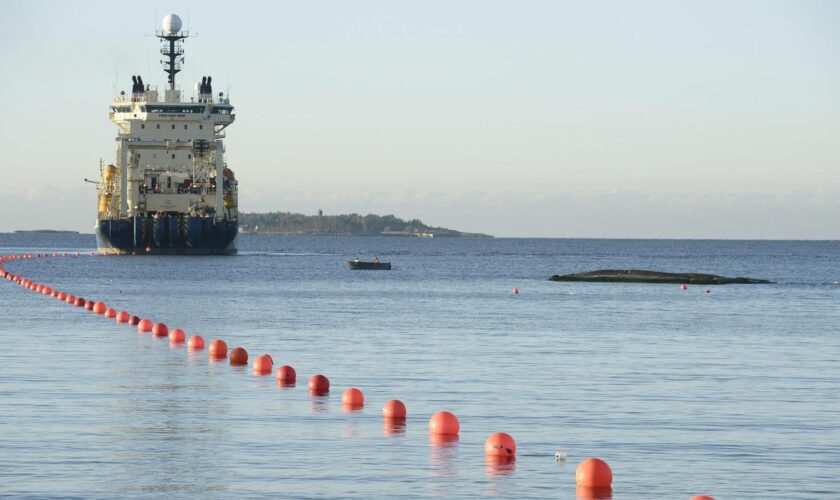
238;211;490;237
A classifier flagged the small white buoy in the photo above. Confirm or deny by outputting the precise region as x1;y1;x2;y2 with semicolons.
555;451;567;462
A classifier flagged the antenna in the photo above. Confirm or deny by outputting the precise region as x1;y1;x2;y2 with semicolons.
156;13;189;91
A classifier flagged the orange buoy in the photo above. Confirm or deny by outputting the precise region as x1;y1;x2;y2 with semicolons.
169;328;186;343
429;411;460;436
151;322;168;337
209;339;228;359
65;294;77;304
382;399;407;419
485;432;516;457
51;290;59;298
35;284;44;293
84;300;94;310
145;246;151;253
42;287;53;295
576;458;613;488
512;287;519;295
690;497;716;500
680;283;688;291
276;365;296;383
229;347;248;365
342;387;365;407
137;319;153;333
93;301;107;314
188;335;205;349
308;374;330;395
74;297;85;307
115;311;130;323
252;354;273;375
129;315;140;326
105;308;117;318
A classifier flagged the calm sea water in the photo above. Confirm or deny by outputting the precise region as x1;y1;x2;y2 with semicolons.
1;234;838;499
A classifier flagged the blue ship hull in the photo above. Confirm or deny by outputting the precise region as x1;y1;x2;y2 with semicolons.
96;216;238;255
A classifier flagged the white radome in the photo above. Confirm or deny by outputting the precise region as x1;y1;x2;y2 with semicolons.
162;13;182;34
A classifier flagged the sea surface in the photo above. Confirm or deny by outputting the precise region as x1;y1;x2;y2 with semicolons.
1;233;838;499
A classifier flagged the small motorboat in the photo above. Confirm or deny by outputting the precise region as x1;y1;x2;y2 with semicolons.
347;260;391;270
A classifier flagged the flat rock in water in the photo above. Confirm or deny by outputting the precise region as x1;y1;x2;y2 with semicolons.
548;269;771;285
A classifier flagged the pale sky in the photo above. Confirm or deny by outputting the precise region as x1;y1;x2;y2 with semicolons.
0;0;838;238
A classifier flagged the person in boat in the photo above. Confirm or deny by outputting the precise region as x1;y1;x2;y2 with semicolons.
354;257;360;263
373;257;380;263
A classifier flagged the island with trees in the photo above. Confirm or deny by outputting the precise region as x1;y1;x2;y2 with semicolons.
238;210;491;237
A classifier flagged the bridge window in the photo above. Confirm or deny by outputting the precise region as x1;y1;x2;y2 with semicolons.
145;104;206;113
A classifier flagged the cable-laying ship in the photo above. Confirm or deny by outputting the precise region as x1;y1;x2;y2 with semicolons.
95;13;238;255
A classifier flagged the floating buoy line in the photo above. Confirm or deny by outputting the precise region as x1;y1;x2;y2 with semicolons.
0;251;718;500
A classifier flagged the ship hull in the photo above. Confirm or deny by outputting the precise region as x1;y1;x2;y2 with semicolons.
96;216;238;255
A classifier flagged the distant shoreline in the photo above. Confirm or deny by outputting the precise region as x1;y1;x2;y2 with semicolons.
238;211;492;238
13;230;80;234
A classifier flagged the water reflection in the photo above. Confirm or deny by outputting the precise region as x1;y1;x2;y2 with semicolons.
342;403;364;413
576;486;613;500
429;434;459;477
309;395;329;413
485;455;516;476
483;455;516;496
341;423;359;439
275;379;296;390
186;350;205;365
382;418;406;436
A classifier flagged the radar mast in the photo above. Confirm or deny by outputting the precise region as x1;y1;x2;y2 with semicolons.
156;13;188;91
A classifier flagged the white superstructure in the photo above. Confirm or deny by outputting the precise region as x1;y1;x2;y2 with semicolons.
98;14;237;225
